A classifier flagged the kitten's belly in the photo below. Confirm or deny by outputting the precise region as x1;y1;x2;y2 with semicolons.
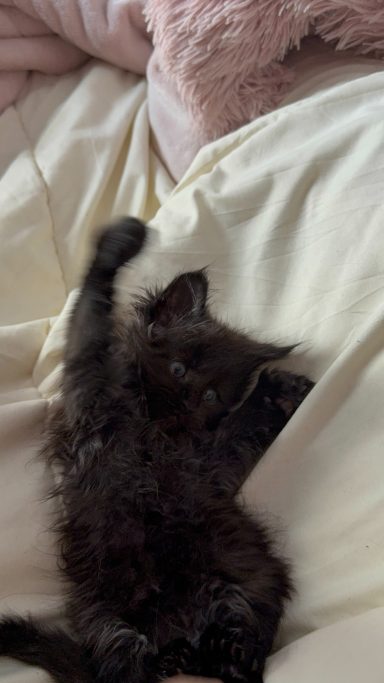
65;452;236;646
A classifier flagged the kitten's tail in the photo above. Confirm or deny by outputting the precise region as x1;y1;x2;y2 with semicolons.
0;616;91;683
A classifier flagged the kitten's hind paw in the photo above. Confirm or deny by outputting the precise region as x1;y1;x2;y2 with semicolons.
94;217;147;274
155;638;197;680
199;623;263;683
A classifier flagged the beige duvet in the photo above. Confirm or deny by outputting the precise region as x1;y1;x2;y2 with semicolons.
0;46;384;682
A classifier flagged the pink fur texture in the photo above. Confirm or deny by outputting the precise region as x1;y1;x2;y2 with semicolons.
314;1;384;54
145;0;384;143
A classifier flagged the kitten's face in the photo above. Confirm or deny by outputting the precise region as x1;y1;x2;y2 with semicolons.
135;271;291;430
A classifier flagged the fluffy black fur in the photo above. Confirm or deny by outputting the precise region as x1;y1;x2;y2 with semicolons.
0;218;313;683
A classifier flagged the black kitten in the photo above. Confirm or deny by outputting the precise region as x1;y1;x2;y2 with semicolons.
0;218;313;683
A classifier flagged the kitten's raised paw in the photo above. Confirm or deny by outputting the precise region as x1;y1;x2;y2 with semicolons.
199;623;261;683
155;638;197;680
94;218;147;273
259;368;314;419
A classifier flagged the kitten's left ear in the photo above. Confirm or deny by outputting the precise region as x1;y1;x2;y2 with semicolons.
152;270;208;328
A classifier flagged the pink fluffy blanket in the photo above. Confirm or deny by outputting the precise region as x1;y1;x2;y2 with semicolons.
1;0;384;180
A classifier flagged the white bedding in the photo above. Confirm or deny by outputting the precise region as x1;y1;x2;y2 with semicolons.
0;45;384;682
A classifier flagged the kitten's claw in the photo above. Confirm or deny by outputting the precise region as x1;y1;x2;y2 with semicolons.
94;217;147;273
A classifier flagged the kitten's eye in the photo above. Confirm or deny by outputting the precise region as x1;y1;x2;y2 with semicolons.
170;361;186;378
202;388;217;404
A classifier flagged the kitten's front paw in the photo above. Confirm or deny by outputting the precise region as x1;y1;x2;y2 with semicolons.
199;623;262;683
259;368;314;419
94;217;147;273
155;638;197;680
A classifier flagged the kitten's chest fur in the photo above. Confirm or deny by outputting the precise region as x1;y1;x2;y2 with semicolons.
60;419;221;612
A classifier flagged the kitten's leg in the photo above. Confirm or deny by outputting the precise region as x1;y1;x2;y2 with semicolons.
63;218;146;425
77;611;154;683
196;572;289;683
215;369;314;494
235;368;314;453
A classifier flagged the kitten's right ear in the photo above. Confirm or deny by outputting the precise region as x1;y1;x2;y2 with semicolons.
151;270;208;329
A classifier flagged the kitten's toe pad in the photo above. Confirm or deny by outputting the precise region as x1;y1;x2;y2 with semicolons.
95;218;146;273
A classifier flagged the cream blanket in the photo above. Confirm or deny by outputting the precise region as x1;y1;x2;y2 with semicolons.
0;46;383;682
